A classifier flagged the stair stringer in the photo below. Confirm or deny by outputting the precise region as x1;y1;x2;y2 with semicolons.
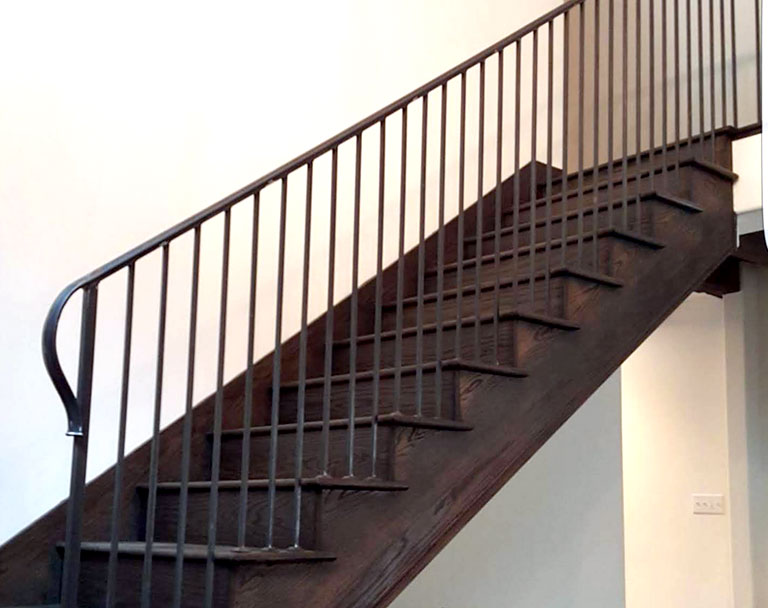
227;158;736;606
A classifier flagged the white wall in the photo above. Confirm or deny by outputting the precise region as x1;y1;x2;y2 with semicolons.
391;373;625;608
622;293;734;608
0;0;564;545
724;265;768;607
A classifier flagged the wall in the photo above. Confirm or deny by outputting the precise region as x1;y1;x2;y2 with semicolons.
390;373;625;608
724;265;768;607
622;293;733;608
0;0;565;546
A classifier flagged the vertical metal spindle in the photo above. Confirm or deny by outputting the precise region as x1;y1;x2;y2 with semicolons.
545;20;554;315
321;152;338;475
608;0;615;229
237;199;258;549
172;228;200;608
675;0;682;168
203;212;230;608
394;111;407;415
663;0;670;183
494;51;504;361
529;33;539;305
436;86;447;411
755;0;762;124
577;3;585;265
561;13;570;266
474;61;485;360
60;285;98;608
591;2;600;270
636;0;643;205
730;0;739;126
649;0;656;197
141;244;170;608
267;181;287;546
347;135;362;469
106;265;135;608
622;0;630;229
709;0;717;159
456;74;467;359
416;98;427;415
687;0;694;147
371;121;385;474
698;0;706;153
719;0;727;129
513;43;521;302
293;163;313;547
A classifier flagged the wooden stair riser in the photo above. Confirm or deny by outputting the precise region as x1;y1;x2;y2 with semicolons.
465;204;650;258
426;238;614;293
145;486;322;550
218;425;396;482
277;369;464;424
333;318;539;372
68;553;233;608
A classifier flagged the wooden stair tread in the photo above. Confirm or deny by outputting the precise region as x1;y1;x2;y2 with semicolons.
221;412;474;437
385;265;624;309
465;190;702;244
65;541;335;563
336;308;579;347
280;358;528;390
430;228;664;275
149;477;410;492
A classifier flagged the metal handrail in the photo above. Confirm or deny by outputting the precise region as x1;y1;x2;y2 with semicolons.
40;0;585;436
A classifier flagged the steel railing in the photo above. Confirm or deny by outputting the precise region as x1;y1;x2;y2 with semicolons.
41;0;761;605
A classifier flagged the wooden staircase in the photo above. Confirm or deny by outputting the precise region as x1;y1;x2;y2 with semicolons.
1;0;761;602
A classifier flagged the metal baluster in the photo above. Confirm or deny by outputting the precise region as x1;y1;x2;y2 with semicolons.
608;0;616;229
416;98;427;415
709;0;717;159
347;135;362;468
755;0;762;124
687;0;694;147
720;0;727;130
675;0;682;168
698;0;706;154
636;0;643;209
322;151;338;475
530;33;539;304
494;50;504;361
204;212;230;608
622;0;630;229
577;3;585;264
394;111;407;415
455;73;467;361
513;43;521;302
474;61;485;360
436;86;447;410
730;0;739;126
267;181;288;544
293;163;313;546
60;286;98;608
106;265;135;608
237;199;258;549
661;0;669;188
545;20;554;315
141;244;170;608
561;13;570;267
592;2;600;269
371;121;385;474
172;228;201;607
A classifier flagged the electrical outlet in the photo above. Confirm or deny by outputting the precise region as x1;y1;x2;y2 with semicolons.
692;493;725;514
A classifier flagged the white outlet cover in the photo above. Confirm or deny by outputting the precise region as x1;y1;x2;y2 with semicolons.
692;493;725;515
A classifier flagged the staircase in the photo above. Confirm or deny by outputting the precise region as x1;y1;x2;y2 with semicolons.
0;0;761;605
